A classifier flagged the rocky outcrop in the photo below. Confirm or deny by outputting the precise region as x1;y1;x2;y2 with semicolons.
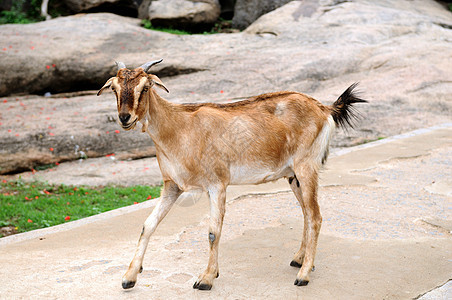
148;0;221;31
232;0;292;29
137;0;153;19
0;13;203;96
0;0;451;174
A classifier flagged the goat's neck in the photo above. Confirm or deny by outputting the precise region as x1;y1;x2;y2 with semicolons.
144;89;184;150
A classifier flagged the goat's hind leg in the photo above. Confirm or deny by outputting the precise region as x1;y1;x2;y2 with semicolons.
122;180;182;289
290;164;322;286
288;175;308;269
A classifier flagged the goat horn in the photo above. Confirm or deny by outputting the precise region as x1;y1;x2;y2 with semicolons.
139;59;163;73
115;61;126;70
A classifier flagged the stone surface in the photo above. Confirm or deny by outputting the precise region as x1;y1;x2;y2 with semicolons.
137;0;153;19
0;0;451;174
232;0;292;29
418;280;452;300
148;0;221;30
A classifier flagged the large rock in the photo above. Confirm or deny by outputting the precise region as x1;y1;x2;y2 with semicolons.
0;13;205;174
0;0;451;175
148;0;220;31
0;13;202;97
232;0;292;29
137;0;153;19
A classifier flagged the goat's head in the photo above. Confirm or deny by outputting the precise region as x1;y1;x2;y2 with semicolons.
97;59;169;130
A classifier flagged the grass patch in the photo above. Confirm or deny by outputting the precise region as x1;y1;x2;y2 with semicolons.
361;136;386;144
141;19;191;35
0;179;161;237
0;0;71;24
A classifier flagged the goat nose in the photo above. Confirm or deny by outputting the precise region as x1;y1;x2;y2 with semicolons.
119;113;131;124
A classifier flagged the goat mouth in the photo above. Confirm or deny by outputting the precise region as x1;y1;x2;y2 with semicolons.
121;118;138;130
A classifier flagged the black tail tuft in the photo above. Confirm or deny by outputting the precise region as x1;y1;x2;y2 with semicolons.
331;83;367;129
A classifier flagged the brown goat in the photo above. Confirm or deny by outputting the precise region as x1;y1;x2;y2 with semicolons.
97;59;366;290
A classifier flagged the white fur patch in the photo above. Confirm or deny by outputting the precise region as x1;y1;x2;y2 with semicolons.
229;160;294;185
312;115;335;166
274;102;287;117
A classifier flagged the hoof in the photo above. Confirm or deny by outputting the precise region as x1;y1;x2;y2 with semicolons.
290;260;302;268
197;283;212;290
122;280;136;289
193;281;212;290
139;266;143;273
294;278;309;286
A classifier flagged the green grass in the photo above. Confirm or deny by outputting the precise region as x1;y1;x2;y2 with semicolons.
0;0;42;24
361;136;386;144
141;19;192;35
0;0;71;25
0;179;161;237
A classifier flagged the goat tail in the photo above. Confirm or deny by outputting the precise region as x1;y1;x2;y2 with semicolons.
331;83;367;129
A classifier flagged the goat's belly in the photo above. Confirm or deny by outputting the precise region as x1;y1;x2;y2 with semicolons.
229;164;294;185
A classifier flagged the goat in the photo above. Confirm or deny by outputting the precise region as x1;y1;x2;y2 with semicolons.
97;59;367;290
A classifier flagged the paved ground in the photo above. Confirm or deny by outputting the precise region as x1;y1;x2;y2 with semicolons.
0;124;451;299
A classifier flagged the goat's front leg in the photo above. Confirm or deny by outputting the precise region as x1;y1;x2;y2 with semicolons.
122;180;182;289
193;185;226;290
292;164;322;286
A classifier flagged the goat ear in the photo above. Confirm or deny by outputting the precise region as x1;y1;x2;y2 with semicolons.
97;77;115;96
148;74;169;93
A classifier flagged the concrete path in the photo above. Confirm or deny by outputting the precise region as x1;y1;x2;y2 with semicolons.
0;124;451;299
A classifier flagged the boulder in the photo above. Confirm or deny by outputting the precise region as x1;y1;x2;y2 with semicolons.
1;1;451;175
232;0;292;29
148;0;221;31
0;13;203;97
137;0;153;19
